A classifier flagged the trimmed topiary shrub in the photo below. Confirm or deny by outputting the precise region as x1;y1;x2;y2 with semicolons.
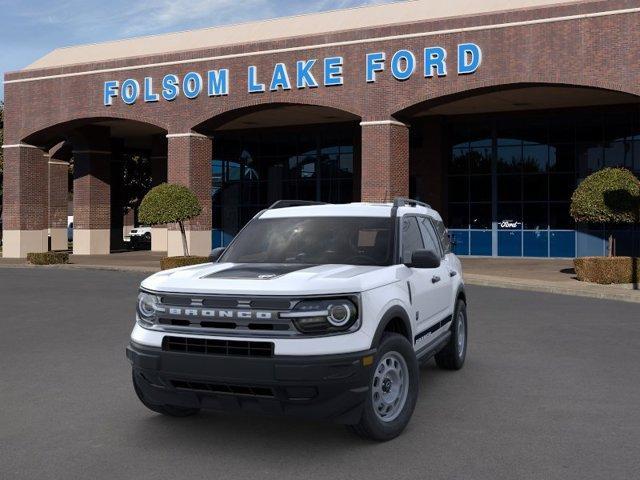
160;256;209;270
570;168;640;224
574;256;640;284
27;251;69;265
570;168;640;256
139;183;202;257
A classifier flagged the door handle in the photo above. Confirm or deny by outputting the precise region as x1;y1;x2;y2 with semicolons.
431;275;441;284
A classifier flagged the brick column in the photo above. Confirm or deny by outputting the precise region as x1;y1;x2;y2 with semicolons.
2;143;49;258
360;120;409;202
150;134;168;252
48;144;70;251
166;133;212;257
71;127;112;255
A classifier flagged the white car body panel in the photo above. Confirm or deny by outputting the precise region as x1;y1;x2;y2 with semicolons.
131;202;464;357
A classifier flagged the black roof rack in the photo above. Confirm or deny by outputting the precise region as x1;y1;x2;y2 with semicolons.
392;197;432;209
267;200;327;210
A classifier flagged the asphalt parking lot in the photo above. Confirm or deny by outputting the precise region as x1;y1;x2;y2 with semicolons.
1;268;639;480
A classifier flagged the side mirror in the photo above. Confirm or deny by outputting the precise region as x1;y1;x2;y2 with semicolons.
209;247;226;263
406;249;441;269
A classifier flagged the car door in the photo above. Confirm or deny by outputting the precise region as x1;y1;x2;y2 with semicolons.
399;216;447;335
415;216;452;325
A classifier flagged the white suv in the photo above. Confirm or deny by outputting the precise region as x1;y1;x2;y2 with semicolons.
127;198;467;441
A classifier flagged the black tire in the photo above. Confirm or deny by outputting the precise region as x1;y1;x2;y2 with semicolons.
435;299;467;370
132;371;200;417
347;333;419;441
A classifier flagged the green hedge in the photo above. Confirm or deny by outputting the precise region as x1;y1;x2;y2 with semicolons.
574;256;640;284
27;251;69;265
160;256;209;270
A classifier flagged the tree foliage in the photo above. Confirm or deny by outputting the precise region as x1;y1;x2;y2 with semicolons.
139;183;202;225
570;168;640;224
139;183;202;256
121;153;152;217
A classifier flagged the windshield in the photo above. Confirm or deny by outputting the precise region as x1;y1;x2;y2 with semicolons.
220;217;394;266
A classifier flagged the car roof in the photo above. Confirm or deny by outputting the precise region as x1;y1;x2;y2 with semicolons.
258;202;443;221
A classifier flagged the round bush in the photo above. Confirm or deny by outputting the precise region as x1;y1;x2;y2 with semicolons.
139;183;202;226
570;168;640;224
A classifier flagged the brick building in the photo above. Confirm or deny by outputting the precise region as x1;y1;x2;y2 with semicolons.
2;0;640;258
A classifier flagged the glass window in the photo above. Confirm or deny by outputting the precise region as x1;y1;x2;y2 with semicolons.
445;105;640;258
212;125;356;247
450;148;469;174
497;145;522;173
448;176;469;202
549;144;575;173
469;146;491;174
470;203;492;230
523;144;548;173
498;175;522;202
604;141;633;168
221;217;394;265
448;204;469;228
418;217;442;256
470;175;491;202
523;203;548;230
432;219;452;254
549;203;573;229
497;203;522;230
523;174;548;201
549;174;575;201
401;217;425;264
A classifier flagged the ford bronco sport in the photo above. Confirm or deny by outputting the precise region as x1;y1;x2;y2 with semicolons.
127;198;467;441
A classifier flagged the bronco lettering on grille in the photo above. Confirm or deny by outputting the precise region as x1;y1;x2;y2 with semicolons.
164;308;274;320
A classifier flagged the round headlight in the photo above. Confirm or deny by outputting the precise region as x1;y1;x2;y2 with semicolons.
137;292;158;319
285;297;359;335
327;303;353;327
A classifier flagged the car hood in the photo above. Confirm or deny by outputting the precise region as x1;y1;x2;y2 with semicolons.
141;262;400;295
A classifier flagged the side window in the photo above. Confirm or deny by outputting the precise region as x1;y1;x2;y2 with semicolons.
418;217;442;257
433;219;451;254
401;216;424;264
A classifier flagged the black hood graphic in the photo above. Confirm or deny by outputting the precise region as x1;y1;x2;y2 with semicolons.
204;264;315;280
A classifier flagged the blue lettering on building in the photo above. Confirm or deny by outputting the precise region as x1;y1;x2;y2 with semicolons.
103;43;482;105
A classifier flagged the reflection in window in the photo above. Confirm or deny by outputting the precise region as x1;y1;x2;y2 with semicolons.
212;125;357;246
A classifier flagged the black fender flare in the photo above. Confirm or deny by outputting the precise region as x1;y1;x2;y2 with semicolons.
456;284;467;306
370;305;413;348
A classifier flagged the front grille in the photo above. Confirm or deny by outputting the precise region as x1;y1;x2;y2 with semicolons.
171;379;274;397
162;336;274;357
151;294;297;337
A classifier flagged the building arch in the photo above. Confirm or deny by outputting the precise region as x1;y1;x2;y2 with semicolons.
20;116;167;150
391;82;640;121
190;101;361;134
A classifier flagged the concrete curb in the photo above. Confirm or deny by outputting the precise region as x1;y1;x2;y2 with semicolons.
465;273;640;304
0;263;159;274
2;263;639;303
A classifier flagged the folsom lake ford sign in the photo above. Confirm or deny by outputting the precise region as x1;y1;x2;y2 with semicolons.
103;43;482;106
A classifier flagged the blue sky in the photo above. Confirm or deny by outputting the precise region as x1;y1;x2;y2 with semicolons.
0;0;398;100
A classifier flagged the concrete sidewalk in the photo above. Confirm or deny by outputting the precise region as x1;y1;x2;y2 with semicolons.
1;251;639;303
461;257;640;303
0;250;162;273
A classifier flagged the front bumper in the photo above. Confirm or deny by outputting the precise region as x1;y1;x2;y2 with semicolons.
126;341;375;424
